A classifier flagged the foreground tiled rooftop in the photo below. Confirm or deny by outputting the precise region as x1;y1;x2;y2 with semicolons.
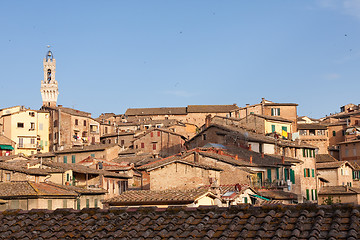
0;204;358;239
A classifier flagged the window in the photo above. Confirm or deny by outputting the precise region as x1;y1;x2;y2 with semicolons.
17;122;24;128
29;112;35;117
63;199;67;208
63;156;67;163
271;108;280;116
157;131;160;137
202;134;207;140
91;154;95;157
153;143;157;150
86;199;90;208
311;169;315;177
304;168;310;177
84;120;87;126
48;200;52;210
355;120;359;125
10;200;19;209
306;189;310;200
243;197;248;203
276;168;279;180
311;190;314;201
94;199;98;208
18;138;23;148
345;149;349;157
300;130;307;136
105;127;108;134
66;173;70;181
30;138;35;144
284;169;288;180
354;148;357;156
39;123;43;131
141;143;144;148
75;119;78;125
271;125;276;133
6;173;11;181
77;199;81;210
120;140;124;146
267;169;272;181
290;169;295;184
332;131;336;136
72;155;76;163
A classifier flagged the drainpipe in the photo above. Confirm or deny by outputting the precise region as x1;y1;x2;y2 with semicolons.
58;108;61;150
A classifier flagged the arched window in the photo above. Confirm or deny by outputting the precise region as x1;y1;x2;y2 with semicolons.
47;69;52;82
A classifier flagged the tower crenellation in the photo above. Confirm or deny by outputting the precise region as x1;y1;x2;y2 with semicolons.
40;49;59;107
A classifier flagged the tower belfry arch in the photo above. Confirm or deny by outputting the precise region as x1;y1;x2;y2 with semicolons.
40;48;59;107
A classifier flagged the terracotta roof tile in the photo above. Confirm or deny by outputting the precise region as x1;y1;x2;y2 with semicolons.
0;204;358;238
103;188;210;205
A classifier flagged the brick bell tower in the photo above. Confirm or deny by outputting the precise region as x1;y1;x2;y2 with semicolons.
40;48;59;107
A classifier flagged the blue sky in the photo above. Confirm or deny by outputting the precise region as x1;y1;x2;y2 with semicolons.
0;1;359;118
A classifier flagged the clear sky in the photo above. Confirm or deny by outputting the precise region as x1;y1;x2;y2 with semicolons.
0;1;359;118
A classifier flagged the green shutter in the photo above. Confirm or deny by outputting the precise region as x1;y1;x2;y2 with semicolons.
66;173;69;181
72;155;76;163
276;168;279;180
315;189;318;200
312;169;315;177
282;126;287;132
272;125;276;132
86;199;89;208
77;199;81;210
306;189;310;200
278;108;280;115
309;149;312;157
290;169;295;184
304;169;307;177
244;197;248;203
271;108;274;116
94;199;98;208
267;169;272;181
333;131;336;136
63;156;67;163
353;171;356;179
284;169;288;180
303;149;305;157
91;154;95;157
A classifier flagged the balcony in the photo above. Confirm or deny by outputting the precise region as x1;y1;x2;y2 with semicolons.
18;144;37;149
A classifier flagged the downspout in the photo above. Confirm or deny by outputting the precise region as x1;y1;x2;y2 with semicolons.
58;108;61;150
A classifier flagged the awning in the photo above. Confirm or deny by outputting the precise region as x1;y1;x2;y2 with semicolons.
0;145;14;150
250;194;270;201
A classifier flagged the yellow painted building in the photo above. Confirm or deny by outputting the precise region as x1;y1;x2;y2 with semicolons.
0;106;50;155
265;120;292;137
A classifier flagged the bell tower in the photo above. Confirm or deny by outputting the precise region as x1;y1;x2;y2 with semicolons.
40;49;59;107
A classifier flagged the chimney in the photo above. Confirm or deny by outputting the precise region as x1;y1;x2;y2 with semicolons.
261;153;264;158
194;152;199;163
235;155;238;160
205;114;212;128
248;144;252;151
282;156;285;164
218;150;223;155
250;155;253;164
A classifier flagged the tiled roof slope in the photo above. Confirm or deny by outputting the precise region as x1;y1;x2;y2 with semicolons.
316;161;354;169
125;107;187;116
316;154;338;163
103;188;210;205
187;104;238;113
0;204;359;239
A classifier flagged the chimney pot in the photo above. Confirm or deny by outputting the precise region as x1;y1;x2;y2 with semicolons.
235;155;238;160
282;156;285;164
248;144;252;151
250;155;253;164
261;153;264;158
